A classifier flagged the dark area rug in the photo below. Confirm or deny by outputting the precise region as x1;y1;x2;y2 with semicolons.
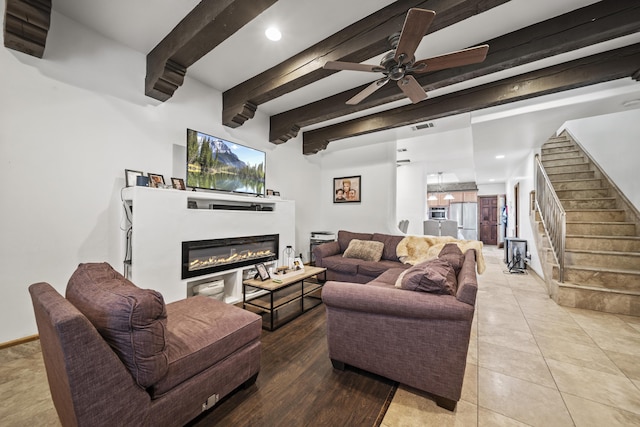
188;305;397;427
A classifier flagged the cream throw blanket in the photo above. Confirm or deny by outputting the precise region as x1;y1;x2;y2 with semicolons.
396;236;486;274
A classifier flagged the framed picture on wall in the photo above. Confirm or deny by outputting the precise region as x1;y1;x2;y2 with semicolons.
333;175;361;203
125;169;143;187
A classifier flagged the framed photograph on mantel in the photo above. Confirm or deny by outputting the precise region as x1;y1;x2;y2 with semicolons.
171;177;186;190
148;173;165;188
333;175;361;203
125;169;143;187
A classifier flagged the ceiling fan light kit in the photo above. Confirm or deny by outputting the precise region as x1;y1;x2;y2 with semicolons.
324;8;489;105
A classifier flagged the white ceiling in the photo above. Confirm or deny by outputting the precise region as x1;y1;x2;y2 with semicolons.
51;0;640;185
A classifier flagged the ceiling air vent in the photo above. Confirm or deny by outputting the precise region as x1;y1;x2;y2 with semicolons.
413;122;435;131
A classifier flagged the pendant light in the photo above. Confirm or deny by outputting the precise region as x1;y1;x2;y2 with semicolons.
432;171;454;200
428;173;441;201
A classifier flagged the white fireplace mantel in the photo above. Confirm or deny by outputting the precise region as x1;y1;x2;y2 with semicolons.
121;186;295;304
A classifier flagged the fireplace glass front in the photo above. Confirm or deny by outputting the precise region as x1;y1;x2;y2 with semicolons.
182;234;278;279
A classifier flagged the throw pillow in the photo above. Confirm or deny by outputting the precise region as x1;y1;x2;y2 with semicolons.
397;258;458;295
337;230;373;253
66;263;169;388
342;239;385;262
438;243;465;274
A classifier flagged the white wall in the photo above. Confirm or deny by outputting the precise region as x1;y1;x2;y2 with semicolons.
505;151;543;276
0;9;318;343
396;163;427;235
266;137;323;262
316;141;398;235
477;183;506;196
562;109;640;210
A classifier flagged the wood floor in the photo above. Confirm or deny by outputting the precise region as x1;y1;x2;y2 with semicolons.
188;305;397;426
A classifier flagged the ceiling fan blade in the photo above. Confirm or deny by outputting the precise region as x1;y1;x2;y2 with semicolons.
412;44;489;74
394;8;435;65
397;75;427;104
324;61;384;73
346;78;389;105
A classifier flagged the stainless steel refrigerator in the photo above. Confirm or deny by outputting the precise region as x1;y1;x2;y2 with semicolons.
449;202;478;240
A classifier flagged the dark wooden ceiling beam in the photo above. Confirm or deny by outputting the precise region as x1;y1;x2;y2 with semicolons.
273;0;640;144
145;0;278;102
222;0;510;128
3;0;51;58
302;43;640;155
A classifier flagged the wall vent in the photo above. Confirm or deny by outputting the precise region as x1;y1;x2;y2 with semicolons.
413;122;434;130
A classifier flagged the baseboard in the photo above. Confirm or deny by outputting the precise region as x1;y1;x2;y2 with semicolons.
0;334;39;350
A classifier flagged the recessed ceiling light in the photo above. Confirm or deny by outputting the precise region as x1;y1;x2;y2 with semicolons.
489;178;496;182
495;154;505;159
265;27;281;41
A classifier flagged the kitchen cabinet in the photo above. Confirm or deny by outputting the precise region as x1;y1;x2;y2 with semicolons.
427;191;477;206
427;192;445;206
463;191;477;202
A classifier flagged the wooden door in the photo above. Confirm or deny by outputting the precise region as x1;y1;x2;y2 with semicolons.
479;196;498;245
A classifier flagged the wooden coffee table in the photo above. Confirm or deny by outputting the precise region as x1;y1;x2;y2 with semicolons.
242;266;326;330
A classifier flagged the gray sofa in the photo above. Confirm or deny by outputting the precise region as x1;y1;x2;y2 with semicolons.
313;230;410;283
322;249;478;411
29;263;262;427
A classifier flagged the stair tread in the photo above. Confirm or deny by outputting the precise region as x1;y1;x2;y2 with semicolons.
566;221;635;225
552;179;602;183
567;234;640;239
545;163;590;167
563;264;640;275
559;197;616;201
565;209;624;212
547;168;591;171
565;248;640;256
556;281;640;296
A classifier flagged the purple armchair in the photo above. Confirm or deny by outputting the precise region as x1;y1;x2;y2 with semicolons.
29;263;261;427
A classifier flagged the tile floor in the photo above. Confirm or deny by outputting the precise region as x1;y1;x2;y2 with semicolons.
382;246;640;426
2;246;639;426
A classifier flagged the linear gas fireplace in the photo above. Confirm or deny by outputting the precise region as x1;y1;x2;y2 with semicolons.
182;234;279;279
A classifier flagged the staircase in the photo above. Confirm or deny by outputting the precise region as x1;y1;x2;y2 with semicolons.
534;131;640;316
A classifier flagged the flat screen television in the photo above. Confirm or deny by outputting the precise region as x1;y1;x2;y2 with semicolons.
186;129;266;196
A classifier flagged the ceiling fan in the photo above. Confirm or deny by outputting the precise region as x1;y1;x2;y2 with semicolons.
323;8;489;105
